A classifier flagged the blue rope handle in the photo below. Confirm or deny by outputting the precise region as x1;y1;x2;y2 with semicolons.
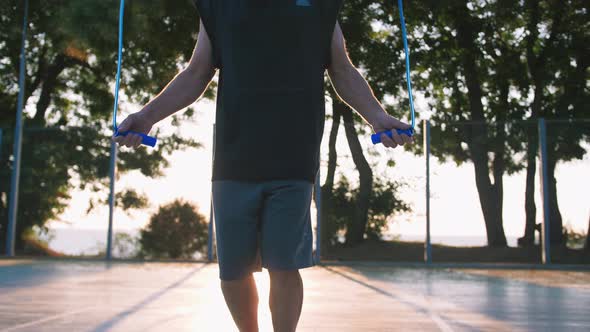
371;0;416;144
113;0;157;147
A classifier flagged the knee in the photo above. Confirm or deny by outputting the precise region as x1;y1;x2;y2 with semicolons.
221;272;253;287
268;269;300;283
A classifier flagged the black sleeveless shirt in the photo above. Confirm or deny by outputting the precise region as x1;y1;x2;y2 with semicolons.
194;0;343;182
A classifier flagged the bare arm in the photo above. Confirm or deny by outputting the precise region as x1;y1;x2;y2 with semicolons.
140;20;216;124
327;23;412;148
115;20;216;147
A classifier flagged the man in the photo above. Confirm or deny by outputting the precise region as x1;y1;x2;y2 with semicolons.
114;1;412;331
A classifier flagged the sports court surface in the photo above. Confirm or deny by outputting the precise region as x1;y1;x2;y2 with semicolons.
0;260;589;332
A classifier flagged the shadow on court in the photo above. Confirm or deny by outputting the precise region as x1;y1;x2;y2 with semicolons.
338;264;590;331
90;264;208;332
0;260;114;292
321;266;472;332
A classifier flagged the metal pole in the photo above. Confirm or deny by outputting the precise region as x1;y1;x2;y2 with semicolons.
538;118;551;264
424;120;432;264
208;124;216;262
314;169;322;264
6;0;29;257
106;140;117;260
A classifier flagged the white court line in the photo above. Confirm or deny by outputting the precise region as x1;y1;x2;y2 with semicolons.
0;307;96;332
428;312;455;332
326;267;456;332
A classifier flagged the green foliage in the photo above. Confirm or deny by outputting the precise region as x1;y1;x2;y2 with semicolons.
116;189;149;212
86;188;150;215
325;175;411;245
396;0;589;166
0;1;207;253
563;224;587;250
113;232;140;259
338;0;411;119
24;225;55;248
366;178;412;240
139;199;208;259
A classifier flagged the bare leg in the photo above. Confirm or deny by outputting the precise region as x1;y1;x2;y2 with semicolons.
221;274;259;332
268;270;303;332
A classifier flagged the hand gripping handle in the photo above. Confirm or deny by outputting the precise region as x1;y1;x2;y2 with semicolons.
115;130;157;147
371;127;414;145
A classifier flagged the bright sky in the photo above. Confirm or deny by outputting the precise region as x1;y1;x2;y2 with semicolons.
48;88;590;243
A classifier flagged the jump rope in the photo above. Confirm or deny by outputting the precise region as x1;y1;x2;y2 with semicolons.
112;0;415;147
112;0;157;147
371;0;416;144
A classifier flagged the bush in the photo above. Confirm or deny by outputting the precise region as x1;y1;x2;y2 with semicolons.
563;224;587;250
324;176;411;245
139;199;208;259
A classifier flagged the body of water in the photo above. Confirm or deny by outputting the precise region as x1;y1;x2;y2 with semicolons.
42;228;521;256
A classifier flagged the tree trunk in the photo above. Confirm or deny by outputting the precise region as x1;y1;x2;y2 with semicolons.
14;223;26;254
519;136;538;246
470;147;507;247
520;79;544;248
491;81;509;238
341;107;373;246
453;1;507;246
324;99;342;193
33;54;67;125
546;147;564;245
320;99;342;249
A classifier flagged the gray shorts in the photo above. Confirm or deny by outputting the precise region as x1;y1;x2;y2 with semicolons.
212;180;315;281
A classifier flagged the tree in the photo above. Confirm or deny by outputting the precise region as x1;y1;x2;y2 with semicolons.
385;0;587;247
393;0;525;246
0;0;204;253
518;0;589;246
139;199;208;259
